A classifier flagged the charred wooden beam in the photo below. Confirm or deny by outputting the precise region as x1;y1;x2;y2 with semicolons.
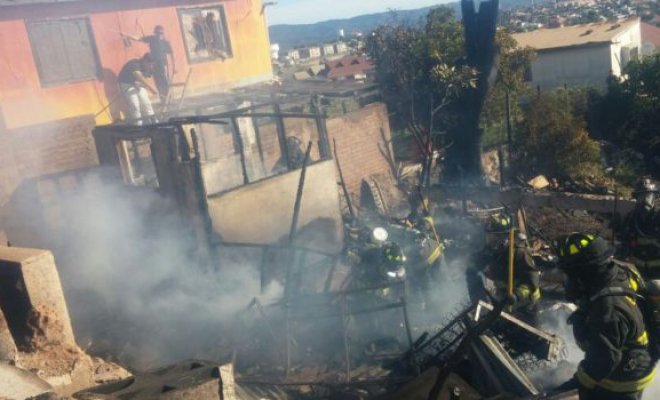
435;186;635;216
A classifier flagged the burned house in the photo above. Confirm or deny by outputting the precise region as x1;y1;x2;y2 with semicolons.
0;0;396;252
0;0;274;209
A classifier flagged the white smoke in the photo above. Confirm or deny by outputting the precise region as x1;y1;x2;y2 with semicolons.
4;170;283;371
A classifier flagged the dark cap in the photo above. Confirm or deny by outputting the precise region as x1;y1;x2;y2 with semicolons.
154;25;164;34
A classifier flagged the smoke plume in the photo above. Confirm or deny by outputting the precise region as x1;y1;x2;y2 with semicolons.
4;169;283;370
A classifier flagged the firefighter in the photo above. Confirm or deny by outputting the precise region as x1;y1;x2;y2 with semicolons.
621;177;660;278
396;196;443;279
466;213;541;323
346;227;407;290
556;233;656;400
620;177;660;360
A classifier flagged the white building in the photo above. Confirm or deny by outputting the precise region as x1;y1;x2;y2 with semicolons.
299;46;322;60
286;49;300;61
334;42;348;55
322;44;335;57
512;18;642;91
270;44;280;62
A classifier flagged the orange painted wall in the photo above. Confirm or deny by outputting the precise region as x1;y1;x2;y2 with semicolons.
0;0;273;130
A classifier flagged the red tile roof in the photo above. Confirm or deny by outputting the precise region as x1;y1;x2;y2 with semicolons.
642;22;660;47
325;56;374;80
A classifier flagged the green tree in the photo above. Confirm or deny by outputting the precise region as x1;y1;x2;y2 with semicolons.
519;89;603;180
480;30;536;147
366;7;477;183
590;55;660;177
368;5;534;183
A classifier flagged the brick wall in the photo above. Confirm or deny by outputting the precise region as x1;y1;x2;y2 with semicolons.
327;103;394;196
0;115;98;207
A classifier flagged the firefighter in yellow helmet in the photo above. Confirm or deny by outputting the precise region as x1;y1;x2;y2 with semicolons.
621;177;660;278
396;195;443;290
556;233;655;400
466;213;541;323
346;227;407;292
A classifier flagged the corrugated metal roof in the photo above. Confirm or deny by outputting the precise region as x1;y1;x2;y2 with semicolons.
512;17;640;51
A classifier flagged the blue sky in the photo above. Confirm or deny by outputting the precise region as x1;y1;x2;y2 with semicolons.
266;0;452;26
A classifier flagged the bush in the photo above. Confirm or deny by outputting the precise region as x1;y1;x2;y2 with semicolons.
517;89;603;180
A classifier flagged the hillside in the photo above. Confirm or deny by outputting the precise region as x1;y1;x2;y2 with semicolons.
269;0;546;50
270;6;442;50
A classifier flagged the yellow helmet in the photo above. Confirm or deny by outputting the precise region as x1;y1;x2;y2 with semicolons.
556;232;613;270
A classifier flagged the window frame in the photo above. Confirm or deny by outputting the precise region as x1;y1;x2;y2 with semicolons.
26;17;101;87
177;5;234;64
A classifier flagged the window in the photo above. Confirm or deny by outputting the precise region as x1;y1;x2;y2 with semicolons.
178;6;233;63
620;46;639;69
27;18;99;86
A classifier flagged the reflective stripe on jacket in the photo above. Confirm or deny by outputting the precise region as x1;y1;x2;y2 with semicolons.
577;364;656;392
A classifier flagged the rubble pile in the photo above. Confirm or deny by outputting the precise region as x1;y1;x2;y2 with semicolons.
0;146;647;400
0;246;130;399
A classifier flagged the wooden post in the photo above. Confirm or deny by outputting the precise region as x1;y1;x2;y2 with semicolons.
341;294;351;382
285;141;313;377
507;227;516;312
230;117;249;184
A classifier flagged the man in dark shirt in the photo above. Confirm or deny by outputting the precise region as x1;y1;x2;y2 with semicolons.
118;53;158;125
123;25;175;102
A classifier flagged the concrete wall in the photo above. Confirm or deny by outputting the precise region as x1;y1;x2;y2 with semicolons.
0;246;76;350
207;160;343;252
531;44;613;90
530;21;641;91
610;21;642;76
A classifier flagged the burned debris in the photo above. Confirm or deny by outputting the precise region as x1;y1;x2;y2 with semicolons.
1;0;659;399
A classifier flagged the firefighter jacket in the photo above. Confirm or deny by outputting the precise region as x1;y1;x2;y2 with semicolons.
469;242;541;304
347;243;399;286
622;208;660;278
571;262;656;393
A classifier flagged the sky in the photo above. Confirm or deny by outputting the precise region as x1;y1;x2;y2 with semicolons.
266;0;452;26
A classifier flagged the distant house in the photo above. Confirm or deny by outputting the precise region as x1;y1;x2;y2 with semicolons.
293;70;312;80
334;42;349;55
299;46;322;60
322;44;335;57
324;56;374;81
512;17;642;90
270;43;280;61
285;49;301;61
308;65;326;76
641;22;660;55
